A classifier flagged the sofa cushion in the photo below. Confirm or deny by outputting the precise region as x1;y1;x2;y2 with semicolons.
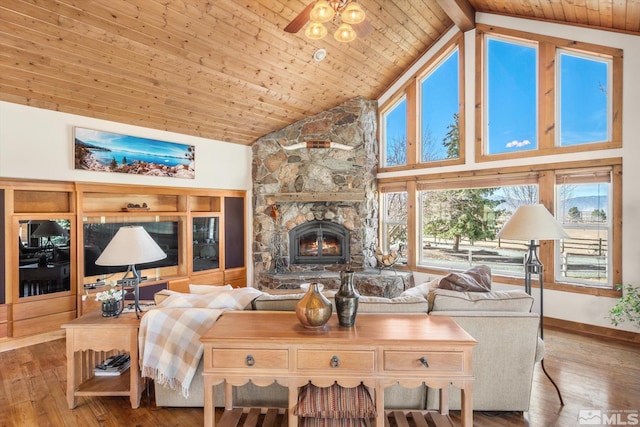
437;265;492;292
358;295;429;313
429;289;534;312
294;382;377;419
252;292;335;311
252;292;429;313
400;278;439;299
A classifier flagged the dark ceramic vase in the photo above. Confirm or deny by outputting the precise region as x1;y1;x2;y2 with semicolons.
336;269;359;327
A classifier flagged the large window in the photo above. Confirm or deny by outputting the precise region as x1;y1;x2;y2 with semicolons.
381;96;407;167
419;181;538;276
476;25;622;161
485;36;538;155
555;169;612;287
420;48;460;162
380;191;408;264
379;36;464;171
378;27;623;295
557;51;611;146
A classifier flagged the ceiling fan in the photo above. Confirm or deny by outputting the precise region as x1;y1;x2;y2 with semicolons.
284;0;374;42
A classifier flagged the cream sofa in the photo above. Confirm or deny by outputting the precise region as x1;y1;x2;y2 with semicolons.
153;284;542;413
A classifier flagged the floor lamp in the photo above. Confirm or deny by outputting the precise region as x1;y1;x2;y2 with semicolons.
497;204;568;406
95;226;167;318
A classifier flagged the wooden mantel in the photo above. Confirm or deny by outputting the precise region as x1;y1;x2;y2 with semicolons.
267;192;365;203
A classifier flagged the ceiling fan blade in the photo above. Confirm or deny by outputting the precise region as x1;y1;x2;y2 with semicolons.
352;18;374;38
284;1;316;33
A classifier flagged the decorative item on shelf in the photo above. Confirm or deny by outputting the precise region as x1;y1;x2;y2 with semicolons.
335;267;359;327
94;281;126;317
122;202;150;212
375;247;399;269
95;226;167;318
296;282;332;329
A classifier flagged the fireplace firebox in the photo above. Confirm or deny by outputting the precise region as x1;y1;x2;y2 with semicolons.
289;221;349;265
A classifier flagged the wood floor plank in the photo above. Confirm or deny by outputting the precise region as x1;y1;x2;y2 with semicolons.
0;327;637;426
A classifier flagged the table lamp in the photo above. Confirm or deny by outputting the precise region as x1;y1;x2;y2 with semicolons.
95;226;167;317
497;203;568;405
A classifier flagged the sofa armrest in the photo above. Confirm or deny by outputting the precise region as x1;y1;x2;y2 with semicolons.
427;310;541;411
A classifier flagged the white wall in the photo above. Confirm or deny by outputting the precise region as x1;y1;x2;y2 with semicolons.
0;101;252;190
0;101;255;286
380;14;640;333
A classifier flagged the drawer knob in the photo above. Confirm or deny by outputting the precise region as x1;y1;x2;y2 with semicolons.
246;354;255;367
419;357;429;368
330;355;341;368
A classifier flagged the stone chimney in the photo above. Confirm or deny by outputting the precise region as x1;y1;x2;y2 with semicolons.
251;97;379;286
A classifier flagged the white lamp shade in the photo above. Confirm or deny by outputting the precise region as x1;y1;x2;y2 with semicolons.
95;226;167;266
31;220;66;238
497;204;569;241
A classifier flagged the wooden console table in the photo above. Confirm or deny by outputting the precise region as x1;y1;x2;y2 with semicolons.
201;311;477;427
62;310;143;409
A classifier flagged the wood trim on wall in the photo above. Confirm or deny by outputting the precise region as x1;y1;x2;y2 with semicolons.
545;317;640;345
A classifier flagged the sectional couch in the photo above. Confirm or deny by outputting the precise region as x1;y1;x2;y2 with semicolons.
152;280;543;413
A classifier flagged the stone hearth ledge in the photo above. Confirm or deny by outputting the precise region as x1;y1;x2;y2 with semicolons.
257;269;415;298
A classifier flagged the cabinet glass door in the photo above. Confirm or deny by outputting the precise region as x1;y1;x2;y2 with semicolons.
18;219;71;298
193;217;219;272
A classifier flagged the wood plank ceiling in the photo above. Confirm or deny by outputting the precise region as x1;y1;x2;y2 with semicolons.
0;1;638;146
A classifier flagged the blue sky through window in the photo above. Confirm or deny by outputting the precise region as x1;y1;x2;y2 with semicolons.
421;49;459;161
486;37;537;154
559;52;609;145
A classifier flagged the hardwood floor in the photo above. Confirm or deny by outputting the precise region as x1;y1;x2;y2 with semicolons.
0;326;638;427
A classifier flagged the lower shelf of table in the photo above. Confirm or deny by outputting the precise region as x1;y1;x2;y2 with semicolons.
217;408;454;427
75;370;132;396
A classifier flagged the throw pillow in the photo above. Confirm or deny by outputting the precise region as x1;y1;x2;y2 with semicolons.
400;278;439;299
438;265;492;292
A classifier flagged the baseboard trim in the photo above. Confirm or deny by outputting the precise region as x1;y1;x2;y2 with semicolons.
545;317;640;344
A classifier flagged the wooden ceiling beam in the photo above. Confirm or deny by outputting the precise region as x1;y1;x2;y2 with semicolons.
435;0;476;32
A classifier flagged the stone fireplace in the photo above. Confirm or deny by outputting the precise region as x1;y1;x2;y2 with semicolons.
251;97;414;296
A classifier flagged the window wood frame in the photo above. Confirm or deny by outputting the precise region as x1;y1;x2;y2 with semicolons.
379;34;465;172
475;24;623;163
378;158;622;297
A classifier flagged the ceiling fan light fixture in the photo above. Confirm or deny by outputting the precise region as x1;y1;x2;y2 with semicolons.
334;23;357;43
340;2;366;25
305;22;328;39
310;0;335;23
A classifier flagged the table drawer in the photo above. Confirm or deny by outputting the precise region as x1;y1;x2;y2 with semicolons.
297;350;375;372
384;351;464;373
210;349;289;369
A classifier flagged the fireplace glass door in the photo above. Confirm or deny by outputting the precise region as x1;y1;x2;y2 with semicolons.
290;221;349;265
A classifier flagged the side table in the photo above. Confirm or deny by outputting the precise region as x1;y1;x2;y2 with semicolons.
62;310;143;409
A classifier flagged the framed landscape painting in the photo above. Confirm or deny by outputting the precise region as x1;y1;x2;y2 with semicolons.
74;127;195;179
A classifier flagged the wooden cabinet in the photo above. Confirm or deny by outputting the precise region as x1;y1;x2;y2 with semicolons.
1;179;246;337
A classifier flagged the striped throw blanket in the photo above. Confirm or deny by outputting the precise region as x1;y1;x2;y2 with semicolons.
138;287;262;398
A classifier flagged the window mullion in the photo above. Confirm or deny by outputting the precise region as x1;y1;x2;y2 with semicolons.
539;41;555;151
406;79;418;165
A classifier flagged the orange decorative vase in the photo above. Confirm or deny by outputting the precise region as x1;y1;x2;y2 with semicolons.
296;283;332;329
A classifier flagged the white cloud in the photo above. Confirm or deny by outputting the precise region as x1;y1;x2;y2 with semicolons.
506;139;531;148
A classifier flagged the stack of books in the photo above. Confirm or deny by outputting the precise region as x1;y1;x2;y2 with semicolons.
94;354;131;376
